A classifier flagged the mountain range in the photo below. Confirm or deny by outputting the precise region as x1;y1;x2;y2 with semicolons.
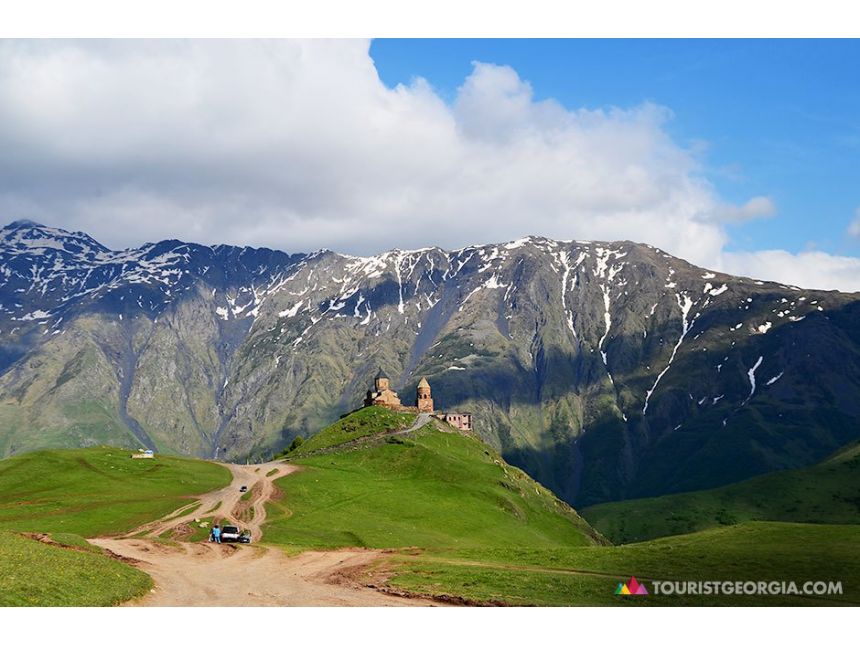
2;219;859;507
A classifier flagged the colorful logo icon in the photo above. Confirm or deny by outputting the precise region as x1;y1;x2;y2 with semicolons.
614;576;648;596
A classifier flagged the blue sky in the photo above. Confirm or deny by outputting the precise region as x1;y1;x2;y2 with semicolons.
371;39;860;258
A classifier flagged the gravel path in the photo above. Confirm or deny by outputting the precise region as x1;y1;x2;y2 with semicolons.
91;461;441;606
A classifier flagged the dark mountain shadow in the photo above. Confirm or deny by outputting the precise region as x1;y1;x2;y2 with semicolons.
316;277;404;315
400;299;860;508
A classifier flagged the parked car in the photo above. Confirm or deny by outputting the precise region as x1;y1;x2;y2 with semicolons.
238;530;252;544
239;485;248;493
220;525;242;542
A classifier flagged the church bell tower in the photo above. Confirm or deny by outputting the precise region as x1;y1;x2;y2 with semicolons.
416;377;434;413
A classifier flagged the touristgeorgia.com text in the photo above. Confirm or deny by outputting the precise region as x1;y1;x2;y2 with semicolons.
650;580;843;596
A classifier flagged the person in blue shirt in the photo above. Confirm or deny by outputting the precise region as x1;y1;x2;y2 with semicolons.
212;524;222;544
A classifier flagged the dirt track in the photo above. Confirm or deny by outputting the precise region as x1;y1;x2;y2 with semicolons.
117;461;292;543
91;461;440;607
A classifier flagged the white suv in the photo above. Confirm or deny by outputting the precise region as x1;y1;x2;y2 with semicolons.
220;525;241;542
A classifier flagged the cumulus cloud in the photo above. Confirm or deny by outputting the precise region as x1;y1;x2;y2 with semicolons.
0;39;857;291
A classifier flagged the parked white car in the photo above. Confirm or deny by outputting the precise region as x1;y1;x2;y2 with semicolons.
220;525;241;542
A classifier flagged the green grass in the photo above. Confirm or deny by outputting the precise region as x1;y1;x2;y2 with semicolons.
265;421;601;551
387;522;860;606
0;531;151;606
189;523;213;542
288;406;416;456
184;523;213;542
581;441;860;543
0;447;231;537
48;532;102;552
173;500;203;518
263;408;860;606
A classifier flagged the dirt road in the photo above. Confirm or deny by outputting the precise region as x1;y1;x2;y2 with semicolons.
92;461;440;606
119;461;293;543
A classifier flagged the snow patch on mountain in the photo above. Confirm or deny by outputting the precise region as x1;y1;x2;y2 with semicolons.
757;321;773;334
766;372;784;386
643;293;695;414
744;356;764;404
278;301;304;318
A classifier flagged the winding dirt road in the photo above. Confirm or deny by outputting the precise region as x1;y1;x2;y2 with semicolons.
91;461;440;606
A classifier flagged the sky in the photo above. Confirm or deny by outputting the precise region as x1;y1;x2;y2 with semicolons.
0;39;858;291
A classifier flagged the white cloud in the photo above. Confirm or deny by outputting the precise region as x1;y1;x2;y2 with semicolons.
848;207;860;238
0;39;857;292
713;196;776;222
719;250;860;293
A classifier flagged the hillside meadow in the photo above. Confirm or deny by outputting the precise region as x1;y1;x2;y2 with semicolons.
581;441;860;544
0;447;229;606
267;412;858;606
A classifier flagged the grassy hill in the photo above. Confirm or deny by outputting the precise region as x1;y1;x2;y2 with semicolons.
0;447;230;537
288;406;416;456
263;410;859;605
1;418;856;606
386;522;860;606
265;412;604;550
581;441;860;544
0;446;229;606
0;531;151;606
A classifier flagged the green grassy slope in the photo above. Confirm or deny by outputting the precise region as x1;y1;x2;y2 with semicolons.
265;415;602;550
0;447;231;536
266;409;859;606
581;441;860;544
387;522;859;606
288;406;416;456
0;531;151;606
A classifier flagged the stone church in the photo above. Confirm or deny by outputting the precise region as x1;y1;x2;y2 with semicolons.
364;369;402;409
363;369;472;431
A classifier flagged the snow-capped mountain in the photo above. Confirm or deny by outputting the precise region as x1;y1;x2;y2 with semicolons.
0;219;305;330
2;219;859;507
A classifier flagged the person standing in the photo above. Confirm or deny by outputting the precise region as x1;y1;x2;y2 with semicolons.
212;524;222;544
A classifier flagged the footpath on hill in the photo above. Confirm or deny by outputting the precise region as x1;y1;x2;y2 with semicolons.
91;461;440;607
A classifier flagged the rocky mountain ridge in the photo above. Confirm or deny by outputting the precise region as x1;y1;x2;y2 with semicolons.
2;219;858;506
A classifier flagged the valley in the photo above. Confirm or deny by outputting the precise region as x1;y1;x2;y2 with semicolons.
1;409;855;606
582;440;860;543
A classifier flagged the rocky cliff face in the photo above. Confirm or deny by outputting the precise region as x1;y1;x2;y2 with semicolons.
2;219;859;506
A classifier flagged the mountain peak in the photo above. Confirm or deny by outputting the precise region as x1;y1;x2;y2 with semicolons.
3;218;46;230
1;219;109;254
